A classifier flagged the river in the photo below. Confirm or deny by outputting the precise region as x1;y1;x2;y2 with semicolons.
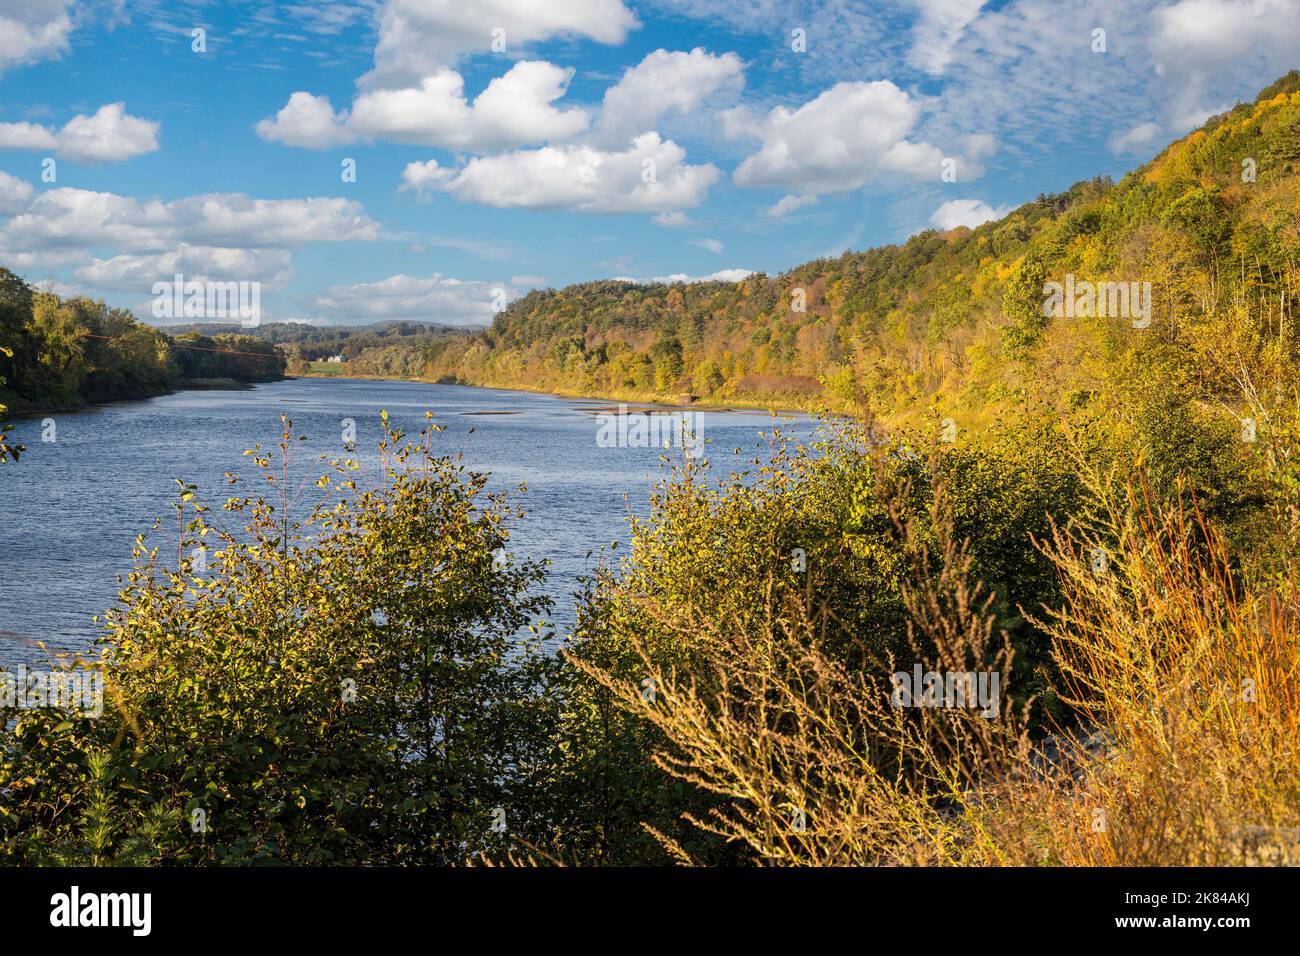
0;378;813;668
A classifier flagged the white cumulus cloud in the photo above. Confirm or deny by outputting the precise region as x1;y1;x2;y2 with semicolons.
258;61;589;150
594;47;744;145
0;0;74;72
404;132;720;213
733;81;948;194
306;272;525;326
0;178;379;281
0;169;34;213
76;246;295;292
0;103;160;163
928;198;1010;230
1150;0;1300;127
254;92;351;149
365;0;638;86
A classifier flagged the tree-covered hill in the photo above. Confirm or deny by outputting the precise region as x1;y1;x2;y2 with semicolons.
0;270;284;414
423;71;1300;442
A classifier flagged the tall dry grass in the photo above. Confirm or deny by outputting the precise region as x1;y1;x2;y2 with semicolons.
1010;476;1300;865
571;471;1300;865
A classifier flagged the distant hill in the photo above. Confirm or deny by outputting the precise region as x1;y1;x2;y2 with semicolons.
160;320;476;379
159;319;478;342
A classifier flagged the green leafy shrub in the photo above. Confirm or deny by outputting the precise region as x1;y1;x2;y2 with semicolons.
0;414;560;864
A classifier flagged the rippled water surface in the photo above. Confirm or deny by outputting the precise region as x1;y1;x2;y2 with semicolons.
1;378;813;667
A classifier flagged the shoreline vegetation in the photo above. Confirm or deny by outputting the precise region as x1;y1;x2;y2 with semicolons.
294;369;817;416
8;378;258;420
2;72;1299;866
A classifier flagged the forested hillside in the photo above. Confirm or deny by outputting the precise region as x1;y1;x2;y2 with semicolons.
0;269;284;415
424;72;1300;443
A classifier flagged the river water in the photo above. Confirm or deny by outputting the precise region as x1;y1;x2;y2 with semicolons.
0;378;812;667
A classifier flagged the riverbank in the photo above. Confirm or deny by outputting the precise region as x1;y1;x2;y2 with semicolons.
3;377;266;419
293;370;837;418
176;377;255;391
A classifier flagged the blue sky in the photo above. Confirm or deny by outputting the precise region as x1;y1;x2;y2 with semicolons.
1;0;1298;326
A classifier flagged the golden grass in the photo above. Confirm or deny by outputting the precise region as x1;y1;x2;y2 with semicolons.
571;471;1300;866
